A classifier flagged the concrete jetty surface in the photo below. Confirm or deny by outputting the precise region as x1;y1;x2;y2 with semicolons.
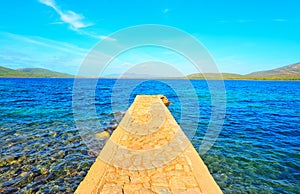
75;95;222;193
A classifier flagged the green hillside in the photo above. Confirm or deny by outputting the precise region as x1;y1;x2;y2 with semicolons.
188;73;246;80
0;66;73;78
188;62;300;80
245;62;300;80
0;66;31;77
18;68;73;78
1;62;299;79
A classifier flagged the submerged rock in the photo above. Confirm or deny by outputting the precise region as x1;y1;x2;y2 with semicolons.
95;131;110;139
104;124;118;134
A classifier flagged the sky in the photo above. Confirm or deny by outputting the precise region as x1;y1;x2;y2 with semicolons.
0;0;300;76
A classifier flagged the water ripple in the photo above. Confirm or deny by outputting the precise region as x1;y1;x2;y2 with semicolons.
0;79;299;193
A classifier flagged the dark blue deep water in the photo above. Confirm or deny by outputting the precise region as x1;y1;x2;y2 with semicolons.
0;78;299;193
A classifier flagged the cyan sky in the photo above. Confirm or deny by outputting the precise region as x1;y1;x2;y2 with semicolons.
0;0;299;75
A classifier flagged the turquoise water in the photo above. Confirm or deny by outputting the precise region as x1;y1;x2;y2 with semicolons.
0;78;299;193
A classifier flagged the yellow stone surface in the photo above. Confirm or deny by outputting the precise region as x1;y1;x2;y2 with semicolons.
75;95;222;194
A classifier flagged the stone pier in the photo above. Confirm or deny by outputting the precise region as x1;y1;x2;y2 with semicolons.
75;95;222;193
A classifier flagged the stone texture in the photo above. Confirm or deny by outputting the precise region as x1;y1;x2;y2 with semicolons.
75;95;222;194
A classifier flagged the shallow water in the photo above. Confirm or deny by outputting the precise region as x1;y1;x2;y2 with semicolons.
0;78;299;193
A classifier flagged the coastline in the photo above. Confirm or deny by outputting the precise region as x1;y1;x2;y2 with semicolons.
0;77;299;81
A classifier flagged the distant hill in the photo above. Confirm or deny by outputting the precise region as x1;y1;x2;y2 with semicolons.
188;62;300;80
0;66;31;77
17;68;73;78
245;62;300;80
188;73;245;80
1;62;299;79
0;66;73;78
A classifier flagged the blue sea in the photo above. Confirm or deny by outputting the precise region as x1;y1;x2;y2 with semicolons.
0;78;299;193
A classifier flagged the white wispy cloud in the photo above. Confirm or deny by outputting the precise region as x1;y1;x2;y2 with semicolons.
0;31;90;73
273;19;287;22
163;8;170;14
98;35;117;42
3;32;88;56
76;30;117;41
38;0;92;30
0;31;124;75
237;19;254;23
38;0;116;41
